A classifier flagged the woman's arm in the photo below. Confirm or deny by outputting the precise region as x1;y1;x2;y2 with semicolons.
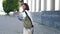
17;12;26;21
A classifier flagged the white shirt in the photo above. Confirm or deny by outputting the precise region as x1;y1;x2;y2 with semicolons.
17;10;32;21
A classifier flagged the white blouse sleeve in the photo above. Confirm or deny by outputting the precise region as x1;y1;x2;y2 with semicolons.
17;12;26;21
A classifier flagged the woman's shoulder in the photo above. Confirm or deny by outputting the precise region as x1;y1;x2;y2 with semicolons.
25;10;32;18
25;10;31;13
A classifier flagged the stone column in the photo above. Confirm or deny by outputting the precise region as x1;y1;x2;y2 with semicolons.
31;0;36;12
46;0;55;11
36;0;41;12
41;0;45;11
55;0;60;11
41;0;47;11
28;0;32;12
59;0;60;10
44;0;47;11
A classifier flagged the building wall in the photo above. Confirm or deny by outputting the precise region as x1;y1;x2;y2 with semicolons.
31;11;60;29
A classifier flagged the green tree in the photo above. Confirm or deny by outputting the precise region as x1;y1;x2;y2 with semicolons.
3;0;20;15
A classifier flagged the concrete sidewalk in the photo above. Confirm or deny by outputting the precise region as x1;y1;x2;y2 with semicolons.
33;23;60;34
0;16;60;34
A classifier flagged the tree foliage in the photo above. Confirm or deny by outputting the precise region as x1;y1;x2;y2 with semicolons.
3;0;20;14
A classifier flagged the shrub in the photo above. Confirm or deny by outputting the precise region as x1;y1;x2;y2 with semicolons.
3;0;20;15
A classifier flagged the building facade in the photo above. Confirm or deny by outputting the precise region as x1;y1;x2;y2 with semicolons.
24;0;60;29
24;0;60;12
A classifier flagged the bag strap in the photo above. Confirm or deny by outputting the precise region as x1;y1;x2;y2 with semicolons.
24;11;34;27
24;11;32;23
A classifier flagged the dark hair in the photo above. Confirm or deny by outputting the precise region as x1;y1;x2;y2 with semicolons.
22;3;29;11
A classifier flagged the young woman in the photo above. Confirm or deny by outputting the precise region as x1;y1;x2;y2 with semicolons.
18;3;34;34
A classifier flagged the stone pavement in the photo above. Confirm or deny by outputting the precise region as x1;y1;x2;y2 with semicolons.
0;16;60;34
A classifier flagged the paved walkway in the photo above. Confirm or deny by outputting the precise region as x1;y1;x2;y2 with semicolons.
0;16;60;34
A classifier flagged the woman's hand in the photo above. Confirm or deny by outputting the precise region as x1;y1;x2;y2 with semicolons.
18;17;23;21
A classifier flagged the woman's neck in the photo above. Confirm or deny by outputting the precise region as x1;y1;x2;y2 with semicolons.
23;10;27;12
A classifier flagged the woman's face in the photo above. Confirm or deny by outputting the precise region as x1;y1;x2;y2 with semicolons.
22;5;26;10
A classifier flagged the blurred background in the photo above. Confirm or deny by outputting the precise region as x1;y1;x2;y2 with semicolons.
0;0;60;34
